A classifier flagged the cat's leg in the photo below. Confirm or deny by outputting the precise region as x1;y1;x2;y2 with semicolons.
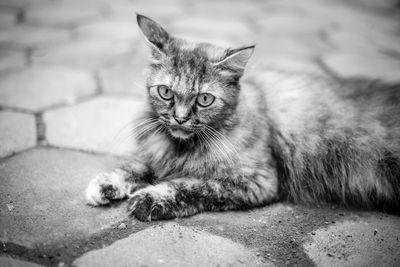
85;159;151;206
127;171;278;221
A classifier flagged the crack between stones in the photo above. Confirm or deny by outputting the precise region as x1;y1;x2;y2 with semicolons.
34;113;47;145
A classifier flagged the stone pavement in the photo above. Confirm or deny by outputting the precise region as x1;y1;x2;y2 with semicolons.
0;0;400;266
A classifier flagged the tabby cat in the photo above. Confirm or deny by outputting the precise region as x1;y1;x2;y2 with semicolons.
85;14;400;221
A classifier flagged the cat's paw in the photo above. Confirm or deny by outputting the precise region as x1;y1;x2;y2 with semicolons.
85;171;128;206
127;184;176;221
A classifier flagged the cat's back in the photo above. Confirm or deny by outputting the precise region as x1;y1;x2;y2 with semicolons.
246;68;400;137
337;79;400;128
244;69;348;134
245;68;400;158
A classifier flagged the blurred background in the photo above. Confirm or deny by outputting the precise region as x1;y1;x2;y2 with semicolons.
0;0;399;157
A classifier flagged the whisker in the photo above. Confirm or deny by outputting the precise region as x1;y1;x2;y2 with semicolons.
199;130;225;165
205;126;237;155
111;119;135;143
132;121;160;139
109;118;159;153
201;132;224;163
206;126;241;160
205;128;235;163
130;118;159;133
147;122;164;140
204;128;233;168
205;126;245;184
108;117;156;153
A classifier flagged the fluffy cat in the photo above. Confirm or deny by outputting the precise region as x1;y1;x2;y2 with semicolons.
85;14;400;221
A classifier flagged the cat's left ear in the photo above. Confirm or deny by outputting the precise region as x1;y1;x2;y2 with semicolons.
213;45;255;76
137;14;170;56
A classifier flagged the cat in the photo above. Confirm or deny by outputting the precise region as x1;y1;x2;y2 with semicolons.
85;14;400;221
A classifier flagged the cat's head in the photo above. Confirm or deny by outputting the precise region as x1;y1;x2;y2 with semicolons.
137;14;254;140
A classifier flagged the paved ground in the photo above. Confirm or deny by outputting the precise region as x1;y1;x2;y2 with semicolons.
0;0;400;266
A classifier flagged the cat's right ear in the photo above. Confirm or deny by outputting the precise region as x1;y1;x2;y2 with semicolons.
137;14;170;58
212;45;255;77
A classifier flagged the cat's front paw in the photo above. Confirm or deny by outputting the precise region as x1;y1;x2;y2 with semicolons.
127;184;176;221
85;171;128;206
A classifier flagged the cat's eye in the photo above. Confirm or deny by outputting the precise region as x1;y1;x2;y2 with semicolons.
157;85;174;100
196;93;215;107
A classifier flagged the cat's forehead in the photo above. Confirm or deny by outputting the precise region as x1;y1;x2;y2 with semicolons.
170;49;208;79
175;40;226;60
168;42;222;72
152;41;225;95
164;40;221;68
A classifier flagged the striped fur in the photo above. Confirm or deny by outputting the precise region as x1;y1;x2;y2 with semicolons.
85;14;400;221
252;72;400;213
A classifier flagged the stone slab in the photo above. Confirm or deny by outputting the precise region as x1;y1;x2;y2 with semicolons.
0;67;96;111
73;18;140;43
98;64;147;97
169;17;253;45
0;25;70;48
0;50;25;71
190;0;261;19
0;111;36;158
346;0;398;10
0;148;124;248
31;39;133;69
0;256;44;267
303;216;400;266
98;43;149;96
73;222;269;267
0;12;15;28
256;12;334;32
0;0;51;9
44;96;145;156
270;0;392;32
24;1;102;27
126;0;184;19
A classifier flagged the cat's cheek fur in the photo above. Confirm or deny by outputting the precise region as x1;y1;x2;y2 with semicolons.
195;104;223;124
85;170;130;206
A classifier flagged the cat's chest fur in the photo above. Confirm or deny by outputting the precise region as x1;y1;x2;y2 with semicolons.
137;133;238;180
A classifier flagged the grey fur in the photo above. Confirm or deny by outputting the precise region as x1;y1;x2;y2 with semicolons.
85;14;400;221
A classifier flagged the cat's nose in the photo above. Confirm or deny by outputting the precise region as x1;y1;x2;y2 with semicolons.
173;115;189;125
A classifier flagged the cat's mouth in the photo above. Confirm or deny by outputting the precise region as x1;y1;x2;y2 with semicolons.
168;126;195;140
